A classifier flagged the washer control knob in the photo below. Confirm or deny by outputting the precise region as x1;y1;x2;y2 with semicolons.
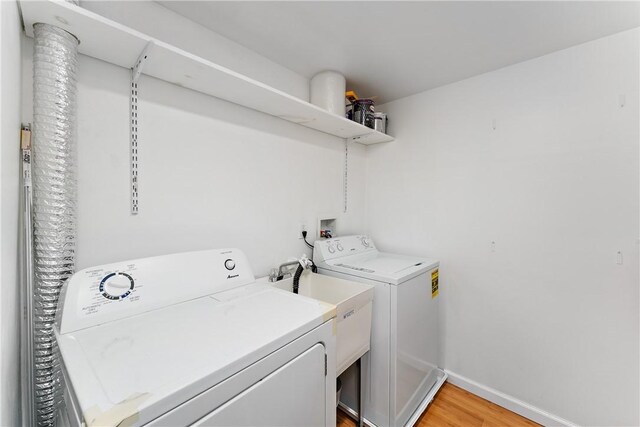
99;272;134;300
224;259;236;270
336;243;344;251
328;245;336;254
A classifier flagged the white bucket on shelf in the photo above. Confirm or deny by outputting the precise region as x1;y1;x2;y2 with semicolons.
310;70;346;117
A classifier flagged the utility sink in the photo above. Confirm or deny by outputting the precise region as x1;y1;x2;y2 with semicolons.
273;272;374;376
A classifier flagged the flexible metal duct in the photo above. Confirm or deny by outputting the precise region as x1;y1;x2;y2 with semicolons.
31;23;78;426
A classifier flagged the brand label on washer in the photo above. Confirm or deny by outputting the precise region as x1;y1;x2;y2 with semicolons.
431;269;439;299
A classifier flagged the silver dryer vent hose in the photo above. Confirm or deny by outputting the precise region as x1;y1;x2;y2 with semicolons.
31;23;78;427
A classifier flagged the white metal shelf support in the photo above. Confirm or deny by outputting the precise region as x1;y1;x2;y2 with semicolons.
130;41;153;215
343;139;348;213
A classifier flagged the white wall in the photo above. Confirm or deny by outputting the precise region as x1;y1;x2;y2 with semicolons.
21;38;366;276
366;28;639;426
81;1;310;101
14;4;638;426
0;0;23;425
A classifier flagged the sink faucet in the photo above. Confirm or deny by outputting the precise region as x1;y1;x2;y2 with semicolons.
270;255;315;283
271;260;300;282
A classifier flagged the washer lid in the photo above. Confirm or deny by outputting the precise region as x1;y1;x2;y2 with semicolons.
57;287;335;427
324;252;438;285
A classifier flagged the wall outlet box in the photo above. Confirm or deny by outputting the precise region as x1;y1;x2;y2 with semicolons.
317;215;337;240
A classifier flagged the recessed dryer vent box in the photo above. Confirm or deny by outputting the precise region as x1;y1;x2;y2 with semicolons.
317;216;337;239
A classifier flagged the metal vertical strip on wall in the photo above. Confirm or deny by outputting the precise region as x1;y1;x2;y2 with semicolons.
20;124;37;427
130;74;140;214
343;139;348;213
130;41;152;215
31;23;79;426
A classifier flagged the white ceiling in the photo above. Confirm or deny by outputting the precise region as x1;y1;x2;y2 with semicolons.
159;1;640;104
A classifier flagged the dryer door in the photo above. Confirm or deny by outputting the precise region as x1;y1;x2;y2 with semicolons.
193;343;326;427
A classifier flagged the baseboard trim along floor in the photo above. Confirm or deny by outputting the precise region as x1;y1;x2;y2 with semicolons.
445;370;578;427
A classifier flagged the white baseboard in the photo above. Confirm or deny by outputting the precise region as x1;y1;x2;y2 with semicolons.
445;370;578;427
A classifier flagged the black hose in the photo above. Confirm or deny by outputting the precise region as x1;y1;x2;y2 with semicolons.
292;261;318;294
293;264;304;294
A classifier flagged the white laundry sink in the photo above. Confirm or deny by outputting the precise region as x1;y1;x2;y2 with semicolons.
273;272;374;376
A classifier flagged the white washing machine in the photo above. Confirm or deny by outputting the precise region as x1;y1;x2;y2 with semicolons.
55;249;336;427
313;236;446;427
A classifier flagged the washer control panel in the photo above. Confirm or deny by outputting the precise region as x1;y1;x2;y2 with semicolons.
313;235;377;264
57;249;255;334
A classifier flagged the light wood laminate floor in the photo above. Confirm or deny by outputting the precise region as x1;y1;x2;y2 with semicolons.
337;383;540;427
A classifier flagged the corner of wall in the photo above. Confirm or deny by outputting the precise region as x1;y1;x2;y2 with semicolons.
0;0;23;425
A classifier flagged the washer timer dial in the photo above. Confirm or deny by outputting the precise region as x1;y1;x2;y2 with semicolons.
99;272;134;300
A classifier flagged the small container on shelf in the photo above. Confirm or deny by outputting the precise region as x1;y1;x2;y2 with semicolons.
374;112;388;134
352;99;375;129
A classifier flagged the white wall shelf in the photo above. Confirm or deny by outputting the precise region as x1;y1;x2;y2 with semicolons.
20;0;394;146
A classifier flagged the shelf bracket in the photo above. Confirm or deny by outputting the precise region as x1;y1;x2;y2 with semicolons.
129;40;154;215
348;134;369;144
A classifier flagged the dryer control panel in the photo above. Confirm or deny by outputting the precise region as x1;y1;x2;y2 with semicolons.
313;235;377;264
57;249;255;334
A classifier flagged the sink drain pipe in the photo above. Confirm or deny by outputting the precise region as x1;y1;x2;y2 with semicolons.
30;22;79;426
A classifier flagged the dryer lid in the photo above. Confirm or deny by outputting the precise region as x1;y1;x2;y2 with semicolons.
57;287;335;427
57;249;256;334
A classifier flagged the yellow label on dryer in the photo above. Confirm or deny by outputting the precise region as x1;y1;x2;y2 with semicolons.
431;269;439;299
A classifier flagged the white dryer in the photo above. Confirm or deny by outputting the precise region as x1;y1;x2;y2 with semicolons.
55;249;336;427
313;236;446;427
